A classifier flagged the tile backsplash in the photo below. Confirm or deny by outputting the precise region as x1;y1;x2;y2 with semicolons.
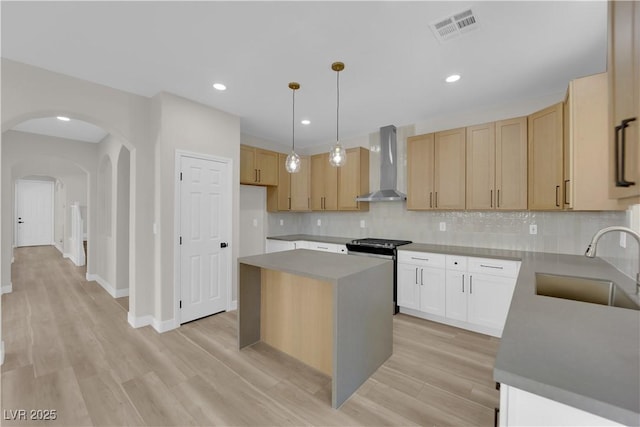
267;205;638;281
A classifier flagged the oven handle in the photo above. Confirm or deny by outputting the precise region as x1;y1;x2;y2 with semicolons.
347;251;394;260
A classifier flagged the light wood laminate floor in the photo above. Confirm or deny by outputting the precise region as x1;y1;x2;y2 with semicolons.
2;246;500;426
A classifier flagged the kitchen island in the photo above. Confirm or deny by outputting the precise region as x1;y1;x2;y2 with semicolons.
238;249;393;408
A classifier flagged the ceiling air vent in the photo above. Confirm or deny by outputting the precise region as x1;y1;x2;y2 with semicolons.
430;9;479;43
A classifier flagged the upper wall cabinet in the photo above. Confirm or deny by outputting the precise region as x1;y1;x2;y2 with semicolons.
310;153;338;211
466;119;527;210
407;129;466;210
528;103;564;210
240;145;279;186
337;147;369;211
608;0;640;203
267;153;310;212
564;73;620;210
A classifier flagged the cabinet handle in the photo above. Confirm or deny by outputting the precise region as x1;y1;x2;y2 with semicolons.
318;246;328;250
497;189;500;208
564;180;570;205
615;118;637;187
490;190;493;208
254;169;258;182
470;276;473;294
555;185;560;207
321;197;324;210
429;192;433;208
288;197;291;210
462;274;465;293
308;197;310;209
415;267;418;285
480;264;503;270
494;407;500;427
435;192;438;208
420;268;424;286
411;257;429;261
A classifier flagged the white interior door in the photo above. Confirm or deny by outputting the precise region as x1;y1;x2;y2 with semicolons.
179;154;231;324
16;179;54;247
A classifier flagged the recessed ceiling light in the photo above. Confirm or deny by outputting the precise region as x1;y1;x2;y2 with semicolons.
301;119;311;125
212;83;227;91
445;74;461;83
57;116;70;121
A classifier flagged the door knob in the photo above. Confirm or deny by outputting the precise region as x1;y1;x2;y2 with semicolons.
220;242;228;248
17;221;24;224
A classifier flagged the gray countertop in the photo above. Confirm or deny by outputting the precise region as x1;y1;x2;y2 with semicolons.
401;243;523;261
238;249;391;282
266;234;353;245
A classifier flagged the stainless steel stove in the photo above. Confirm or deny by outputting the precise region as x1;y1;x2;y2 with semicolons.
346;238;412;313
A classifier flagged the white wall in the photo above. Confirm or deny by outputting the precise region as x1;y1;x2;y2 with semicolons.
152;92;240;323
239;185;266;257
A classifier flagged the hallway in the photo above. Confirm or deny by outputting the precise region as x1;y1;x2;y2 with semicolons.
2;246;500;426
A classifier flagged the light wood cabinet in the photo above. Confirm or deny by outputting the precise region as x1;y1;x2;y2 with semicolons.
496;117;528;210
407;133;435;209
466;123;496;209
310;153;338;211
564;73;621;210
267;154;310;212
434;128;466;209
608;0;640;203
528;103;564;210
337;147;369;211
407;129;465;210
240;145;279;186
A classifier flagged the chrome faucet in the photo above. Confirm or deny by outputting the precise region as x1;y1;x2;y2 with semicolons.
585;226;640;294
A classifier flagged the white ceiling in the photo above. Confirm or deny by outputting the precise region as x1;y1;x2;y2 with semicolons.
1;1;607;148
13;117;108;143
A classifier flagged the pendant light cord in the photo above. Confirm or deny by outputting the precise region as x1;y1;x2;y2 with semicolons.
292;87;295;151
336;70;340;143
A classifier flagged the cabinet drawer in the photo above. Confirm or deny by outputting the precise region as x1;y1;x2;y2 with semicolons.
336;244;348;254
398;251;446;268
307;242;338;252
468;257;520;278
446;256;467;271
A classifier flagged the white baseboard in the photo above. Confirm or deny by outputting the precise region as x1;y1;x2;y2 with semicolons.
153;317;178;333
1;283;13;294
127;312;153;328
399;307;502;338
229;300;237;311
115;288;129;298
86;273;118;298
1;341;4;365
54;243;63;254
11;256;14;264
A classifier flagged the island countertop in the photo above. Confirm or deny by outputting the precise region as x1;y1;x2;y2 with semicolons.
238;248;390;282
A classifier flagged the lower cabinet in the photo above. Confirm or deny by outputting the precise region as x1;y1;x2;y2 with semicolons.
399;250;520;337
499;384;623;426
265;239;347;254
265;239;296;253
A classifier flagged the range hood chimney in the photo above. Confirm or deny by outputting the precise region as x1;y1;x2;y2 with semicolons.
356;125;407;202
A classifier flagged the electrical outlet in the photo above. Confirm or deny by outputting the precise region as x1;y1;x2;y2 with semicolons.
279;219;284;226
620;232;627;248
360;220;366;228
439;222;446;231
252;218;258;227
317;219;322;227
529;224;537;235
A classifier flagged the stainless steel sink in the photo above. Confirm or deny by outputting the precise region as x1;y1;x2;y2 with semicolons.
535;273;639;311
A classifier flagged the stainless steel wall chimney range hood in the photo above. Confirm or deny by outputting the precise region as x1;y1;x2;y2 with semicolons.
356;125;407;202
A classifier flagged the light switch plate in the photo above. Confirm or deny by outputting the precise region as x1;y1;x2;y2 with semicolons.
279;219;284;226
529;224;537;235
252;218;258;227
317;219;322;226
439;222;446;231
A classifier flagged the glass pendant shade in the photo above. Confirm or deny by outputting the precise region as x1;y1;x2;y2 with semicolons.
285;151;301;173
287;82;301;174
329;142;347;167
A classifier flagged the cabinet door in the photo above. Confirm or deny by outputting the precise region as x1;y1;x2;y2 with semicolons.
419;267;446;316
608;0;639;202
528;103;563;210
240;145;257;184
290;156;310;211
338;147;369;211
466;123;495;209
266;153;291;212
445;270;467;322
397;263;420;310
255;149;279;186
434;128;466;209
496;117;528;210
467;273;515;331
407;134;435;210
310;154;338;211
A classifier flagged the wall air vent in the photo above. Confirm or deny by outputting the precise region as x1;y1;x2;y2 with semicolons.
430;9;479;43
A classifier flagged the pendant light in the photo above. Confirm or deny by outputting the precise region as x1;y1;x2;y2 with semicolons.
329;61;347;167
285;82;301;173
